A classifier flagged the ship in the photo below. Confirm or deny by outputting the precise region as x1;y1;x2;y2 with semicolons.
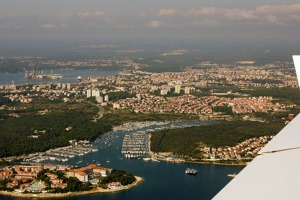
185;168;198;175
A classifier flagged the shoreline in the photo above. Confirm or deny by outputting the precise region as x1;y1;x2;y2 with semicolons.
148;134;248;166
184;160;248;166
0;176;143;199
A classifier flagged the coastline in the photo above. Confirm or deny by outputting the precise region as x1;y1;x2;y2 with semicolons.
184;160;248;166
148;134;248;166
0;176;143;199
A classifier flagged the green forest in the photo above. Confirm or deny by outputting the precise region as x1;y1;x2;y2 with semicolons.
99;169;136;186
0;101;112;158
150;121;285;158
245;87;300;104
0;94;11;106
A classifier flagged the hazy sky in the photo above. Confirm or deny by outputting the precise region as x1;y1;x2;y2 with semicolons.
1;0;300;43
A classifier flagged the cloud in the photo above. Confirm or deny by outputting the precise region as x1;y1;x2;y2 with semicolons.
188;7;259;20
0;24;15;29
0;13;22;19
148;20;163;28
188;7;259;21
191;19;219;27
139;12;147;17
41;24;58;29
188;3;300;19
185;3;300;27
186;4;300;27
188;7;219;16
77;11;106;18
289;15;300;21
40;23;66;29
156;9;178;16
256;3;300;14
266;15;285;26
61;11;106;20
224;10;258;20
61;12;74;19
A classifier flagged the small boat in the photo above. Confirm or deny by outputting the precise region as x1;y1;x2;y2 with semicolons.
185;168;198;175
143;157;151;161
228;174;237;178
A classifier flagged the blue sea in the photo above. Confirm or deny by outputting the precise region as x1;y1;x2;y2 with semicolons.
0;69;120;85
0;121;244;200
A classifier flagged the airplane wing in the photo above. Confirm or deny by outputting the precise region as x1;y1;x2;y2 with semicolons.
212;55;300;200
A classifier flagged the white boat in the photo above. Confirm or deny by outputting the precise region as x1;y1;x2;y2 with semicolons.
227;174;236;178
185;168;198;175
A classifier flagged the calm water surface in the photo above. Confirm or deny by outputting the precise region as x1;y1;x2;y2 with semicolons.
0;69;120;85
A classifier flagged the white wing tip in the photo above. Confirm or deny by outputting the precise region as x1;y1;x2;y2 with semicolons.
292;55;300;88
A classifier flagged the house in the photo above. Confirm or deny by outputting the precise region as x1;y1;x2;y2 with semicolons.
45;172;57;179
13;165;43;180
44;164;71;171
108;182;122;189
0;168;13;179
88;165;109;177
66;164;110;182
66;170;88;182
20;183;31;190
51;178;67;189
78;164;110;177
44;164;57;171
6;179;18;188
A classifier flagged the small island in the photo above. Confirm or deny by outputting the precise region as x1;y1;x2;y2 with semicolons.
0;163;142;198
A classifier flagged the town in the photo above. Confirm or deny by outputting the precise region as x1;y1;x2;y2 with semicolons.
0;62;298;120
200;136;274;161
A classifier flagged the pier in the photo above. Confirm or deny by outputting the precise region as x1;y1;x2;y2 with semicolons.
122;133;149;159
23;141;98;163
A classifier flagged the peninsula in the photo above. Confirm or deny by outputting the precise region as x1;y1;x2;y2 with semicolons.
0;163;142;198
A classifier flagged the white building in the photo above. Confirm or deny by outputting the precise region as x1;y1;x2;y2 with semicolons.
136;94;142;101
92;89;101;97
104;95;109;102
67;83;72;90
86;89;92;98
184;87;195;94
113;103;120;109
96;96;104;103
175;85;181;94
161;89;168;95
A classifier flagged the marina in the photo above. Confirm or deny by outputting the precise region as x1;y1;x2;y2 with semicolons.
112;120;215;133
19;121;217;165
23;140;98;163
122;133;149;159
